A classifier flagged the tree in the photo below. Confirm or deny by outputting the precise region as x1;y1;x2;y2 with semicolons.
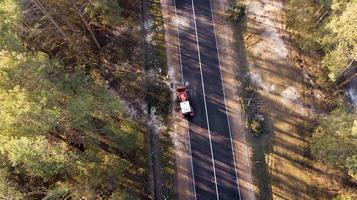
0;51;147;195
0;51;60;138
285;0;328;51
0;0;23;51
0;136;70;181
321;0;357;80
322;41;351;80
286;0;357;81
310;107;357;179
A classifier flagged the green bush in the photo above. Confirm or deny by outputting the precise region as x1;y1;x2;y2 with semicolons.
249;114;264;137
147;79;171;117
226;4;246;22
43;187;70;200
332;194;355;200
310;107;357;179
346;155;357;180
0;136;70;181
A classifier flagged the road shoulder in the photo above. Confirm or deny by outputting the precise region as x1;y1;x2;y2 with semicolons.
161;0;195;199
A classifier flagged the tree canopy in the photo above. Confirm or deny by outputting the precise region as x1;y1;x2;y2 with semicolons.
0;0;149;198
322;0;357;80
310;107;357;180
286;0;357;80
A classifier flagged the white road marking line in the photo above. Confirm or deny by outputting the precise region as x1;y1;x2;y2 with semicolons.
173;1;197;199
208;0;243;199
185;123;197;200
190;0;220;200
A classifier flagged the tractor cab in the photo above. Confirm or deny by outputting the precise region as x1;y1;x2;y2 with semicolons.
176;87;194;118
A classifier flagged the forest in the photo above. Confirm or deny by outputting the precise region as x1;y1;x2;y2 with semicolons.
287;0;356;187
286;0;356;81
0;0;168;199
278;0;356;199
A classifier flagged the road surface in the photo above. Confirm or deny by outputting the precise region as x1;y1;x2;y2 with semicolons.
174;0;241;199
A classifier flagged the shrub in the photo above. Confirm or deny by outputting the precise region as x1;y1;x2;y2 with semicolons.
226;4;246;22
147;79;171;117
43;187;70;200
250;114;264;137
332;193;355;200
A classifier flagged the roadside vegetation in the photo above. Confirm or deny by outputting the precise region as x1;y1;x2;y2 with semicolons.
226;3;245;23
227;2;267;138
286;0;357;198
228;0;356;199
310;105;357;181
144;0;175;198
286;0;357;82
0;0;169;199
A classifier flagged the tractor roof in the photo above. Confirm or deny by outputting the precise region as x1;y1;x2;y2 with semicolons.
180;101;192;114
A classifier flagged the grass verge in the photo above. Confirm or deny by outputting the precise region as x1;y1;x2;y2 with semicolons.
148;0;175;199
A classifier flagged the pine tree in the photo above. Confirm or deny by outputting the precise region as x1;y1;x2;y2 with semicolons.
310;107;357;179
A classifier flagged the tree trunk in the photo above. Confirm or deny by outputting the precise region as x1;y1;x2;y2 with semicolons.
72;2;102;50
32;0;70;42
315;10;329;25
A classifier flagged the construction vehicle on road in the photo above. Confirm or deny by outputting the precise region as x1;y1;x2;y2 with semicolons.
176;87;194;118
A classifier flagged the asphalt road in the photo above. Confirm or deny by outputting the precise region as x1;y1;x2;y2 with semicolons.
174;0;241;199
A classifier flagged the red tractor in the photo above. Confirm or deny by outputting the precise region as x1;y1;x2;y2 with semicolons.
176;87;194;118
